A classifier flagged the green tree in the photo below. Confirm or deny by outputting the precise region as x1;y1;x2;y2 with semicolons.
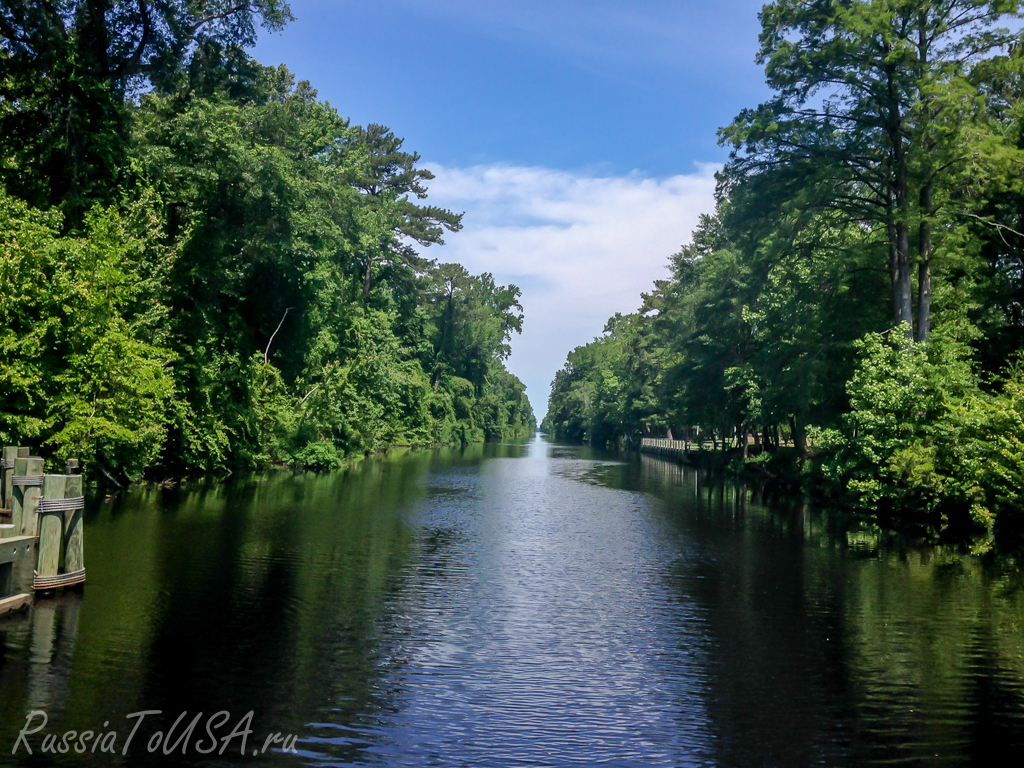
0;0;292;219
722;0;1023;339
353;124;463;297
0;190;174;478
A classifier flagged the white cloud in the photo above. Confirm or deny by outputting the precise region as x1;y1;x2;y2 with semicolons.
425;163;720;415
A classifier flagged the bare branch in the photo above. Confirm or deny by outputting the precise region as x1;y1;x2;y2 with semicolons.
111;0;153;79
264;307;292;363
955;211;1024;247
188;3;249;35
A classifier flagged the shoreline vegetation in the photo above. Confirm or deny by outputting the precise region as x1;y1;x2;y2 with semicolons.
543;1;1024;548
0;2;535;483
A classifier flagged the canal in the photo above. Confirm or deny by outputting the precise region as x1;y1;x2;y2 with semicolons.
1;434;1022;766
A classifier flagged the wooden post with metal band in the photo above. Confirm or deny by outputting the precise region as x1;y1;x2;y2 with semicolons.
12;456;44;539
3;448;29;509
35;474;65;590
0;447;13;508
62;471;86;587
0;447;28;535
0;450;36;615
34;473;86;591
0;446;15;533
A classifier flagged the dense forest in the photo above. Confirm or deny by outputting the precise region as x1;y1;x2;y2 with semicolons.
544;0;1024;537
0;1;534;481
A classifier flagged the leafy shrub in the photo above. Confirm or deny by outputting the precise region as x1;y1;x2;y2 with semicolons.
822;325;983;527
294;440;343;471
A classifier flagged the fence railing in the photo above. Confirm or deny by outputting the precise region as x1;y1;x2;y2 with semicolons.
640;438;691;451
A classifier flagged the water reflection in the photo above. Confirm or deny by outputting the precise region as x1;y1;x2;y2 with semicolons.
27;596;82;712
0;437;1021;766
631;452;1024;766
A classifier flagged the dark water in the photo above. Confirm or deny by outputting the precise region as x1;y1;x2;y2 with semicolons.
2;435;1024;767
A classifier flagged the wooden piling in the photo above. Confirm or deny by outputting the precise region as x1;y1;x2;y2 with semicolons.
36;474;65;586
12;457;44;539
63;474;85;583
1;446;16;510
0;447;25;523
33;473;85;592
3;450;89;594
0;447;15;537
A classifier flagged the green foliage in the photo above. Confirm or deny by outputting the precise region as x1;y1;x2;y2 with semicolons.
293;440;343;472
976;362;1024;514
0;191;175;478
546;1;1024;539
545;313;652;447
815;331;1024;533
821;327;981;521
0;29;534;480
47;322;175;479
235;354;297;468
0;0;293;222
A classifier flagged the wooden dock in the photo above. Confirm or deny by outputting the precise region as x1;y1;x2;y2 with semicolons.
640;438;701;461
0;446;87;614
0;593;31;617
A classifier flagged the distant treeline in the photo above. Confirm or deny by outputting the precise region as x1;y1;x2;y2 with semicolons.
543;1;1024;538
0;1;534;480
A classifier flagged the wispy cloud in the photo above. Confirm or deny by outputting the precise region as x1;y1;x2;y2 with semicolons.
426;163;720;413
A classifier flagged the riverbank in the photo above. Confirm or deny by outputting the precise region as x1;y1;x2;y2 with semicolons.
103;430;540;489
637;439;1014;552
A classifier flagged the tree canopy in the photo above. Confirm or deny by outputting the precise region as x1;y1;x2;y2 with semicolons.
0;9;534;480
545;0;1024;540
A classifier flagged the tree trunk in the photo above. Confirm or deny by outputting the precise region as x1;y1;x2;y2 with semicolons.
888;200;902;327
895;196;914;334
885;179;914;334
916;21;933;343
363;256;373;298
789;416;808;458
917;183;932;342
886;63;914;336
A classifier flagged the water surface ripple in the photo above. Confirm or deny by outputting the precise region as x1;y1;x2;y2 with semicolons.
1;435;1023;767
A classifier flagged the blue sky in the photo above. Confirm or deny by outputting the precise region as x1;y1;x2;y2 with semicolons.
254;0;771;415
